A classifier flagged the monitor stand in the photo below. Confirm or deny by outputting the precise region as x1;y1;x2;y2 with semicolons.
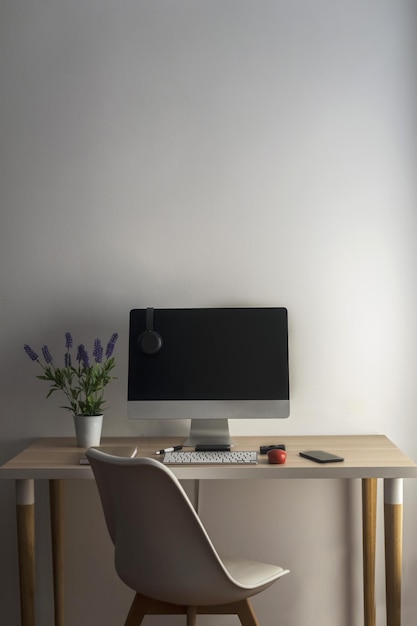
184;418;233;447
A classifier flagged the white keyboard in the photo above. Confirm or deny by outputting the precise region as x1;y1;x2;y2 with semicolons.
163;450;258;465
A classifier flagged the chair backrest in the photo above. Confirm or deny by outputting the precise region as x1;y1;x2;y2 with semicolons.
86;449;245;606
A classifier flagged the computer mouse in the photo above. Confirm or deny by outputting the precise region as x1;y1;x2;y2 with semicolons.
268;448;287;464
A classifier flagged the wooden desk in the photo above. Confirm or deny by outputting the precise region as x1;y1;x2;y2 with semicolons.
1;435;416;626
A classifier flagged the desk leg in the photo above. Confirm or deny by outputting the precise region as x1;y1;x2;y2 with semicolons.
362;478;377;626
49;480;64;626
16;479;35;626
384;479;403;626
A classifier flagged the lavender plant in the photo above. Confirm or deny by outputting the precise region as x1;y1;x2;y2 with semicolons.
24;332;118;416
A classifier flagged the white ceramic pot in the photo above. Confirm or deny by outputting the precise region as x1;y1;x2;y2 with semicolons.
73;414;103;448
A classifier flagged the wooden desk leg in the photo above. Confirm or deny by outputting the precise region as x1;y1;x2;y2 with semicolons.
362;478;377;626
16;479;35;626
49;480;64;626
384;479;403;626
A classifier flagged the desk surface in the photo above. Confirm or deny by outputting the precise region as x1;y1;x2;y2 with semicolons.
1;434;416;480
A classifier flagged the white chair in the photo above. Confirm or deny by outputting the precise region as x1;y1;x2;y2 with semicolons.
86;448;290;626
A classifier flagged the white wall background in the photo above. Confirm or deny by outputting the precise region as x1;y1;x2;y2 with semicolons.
1;1;416;625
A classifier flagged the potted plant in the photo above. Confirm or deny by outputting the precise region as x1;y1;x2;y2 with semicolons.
24;332;118;447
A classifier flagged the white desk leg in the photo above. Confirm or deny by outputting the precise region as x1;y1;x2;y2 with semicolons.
16;479;35;626
362;478;377;626
384;479;403;626
49;480;64;626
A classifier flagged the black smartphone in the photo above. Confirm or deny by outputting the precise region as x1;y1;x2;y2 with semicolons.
299;450;344;463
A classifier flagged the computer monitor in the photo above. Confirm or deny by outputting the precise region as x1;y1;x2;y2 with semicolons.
127;307;289;445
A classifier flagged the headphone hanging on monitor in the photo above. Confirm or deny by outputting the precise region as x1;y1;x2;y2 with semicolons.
138;307;163;355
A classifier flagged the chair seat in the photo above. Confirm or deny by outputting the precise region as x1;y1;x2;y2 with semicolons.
222;556;288;590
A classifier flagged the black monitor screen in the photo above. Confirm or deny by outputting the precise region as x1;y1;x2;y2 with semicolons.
128;307;289;402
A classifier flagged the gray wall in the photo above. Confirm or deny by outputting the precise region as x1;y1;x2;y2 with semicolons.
1;2;416;625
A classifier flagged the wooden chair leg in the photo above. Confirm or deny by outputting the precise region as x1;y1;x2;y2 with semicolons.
124;593;147;626
236;599;260;626
125;592;189;624
124;592;260;626
187;606;197;626
201;599;259;625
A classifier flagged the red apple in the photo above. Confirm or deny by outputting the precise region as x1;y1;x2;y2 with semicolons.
267;449;287;464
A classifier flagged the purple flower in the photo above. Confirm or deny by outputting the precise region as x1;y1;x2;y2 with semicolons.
76;344;90;368
42;345;53;364
93;338;103;363
65;332;73;349
105;333;119;359
24;344;39;361
65;352;72;367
